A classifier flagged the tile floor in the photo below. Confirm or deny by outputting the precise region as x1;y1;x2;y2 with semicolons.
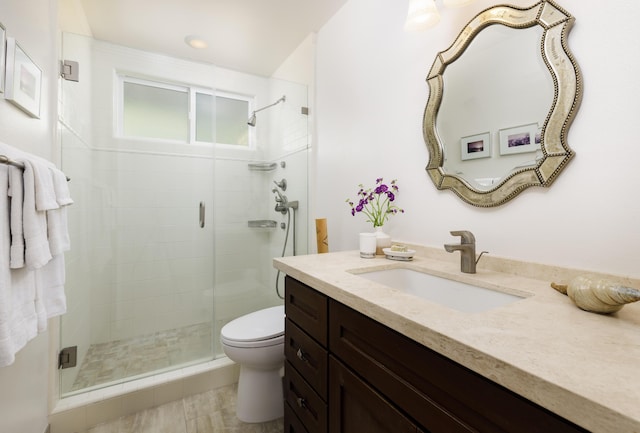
71;323;213;391
78;384;283;433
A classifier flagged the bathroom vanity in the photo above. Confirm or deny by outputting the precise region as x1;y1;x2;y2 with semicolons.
276;248;640;433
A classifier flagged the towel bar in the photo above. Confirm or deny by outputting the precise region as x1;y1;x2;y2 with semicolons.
0;154;71;181
0;154;25;170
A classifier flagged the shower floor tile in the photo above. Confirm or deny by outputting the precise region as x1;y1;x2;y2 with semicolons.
71;323;213;391
80;384;283;433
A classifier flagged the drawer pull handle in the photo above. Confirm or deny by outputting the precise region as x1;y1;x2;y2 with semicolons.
296;348;307;361
297;397;307;409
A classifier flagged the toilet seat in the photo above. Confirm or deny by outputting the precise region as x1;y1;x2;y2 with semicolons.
221;305;284;348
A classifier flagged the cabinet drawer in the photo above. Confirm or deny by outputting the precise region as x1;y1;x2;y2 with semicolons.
285;360;327;433
329;300;587;433
285;276;328;346
285;403;310;433
285;319;328;400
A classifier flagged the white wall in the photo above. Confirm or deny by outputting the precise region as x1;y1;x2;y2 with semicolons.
315;0;640;279
0;0;57;432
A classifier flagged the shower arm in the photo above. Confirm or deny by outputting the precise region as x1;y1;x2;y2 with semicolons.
251;95;286;116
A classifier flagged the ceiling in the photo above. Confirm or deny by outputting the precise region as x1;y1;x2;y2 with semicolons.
77;0;349;77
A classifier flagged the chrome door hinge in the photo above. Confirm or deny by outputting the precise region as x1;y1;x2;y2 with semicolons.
58;346;78;369
61;60;79;82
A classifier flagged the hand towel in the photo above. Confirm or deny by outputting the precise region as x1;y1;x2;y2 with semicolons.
7;166;25;268
47;208;71;257
30;158;59;212
50;166;73;206
47;166;72;256
36;254;67;321
21;160;53;269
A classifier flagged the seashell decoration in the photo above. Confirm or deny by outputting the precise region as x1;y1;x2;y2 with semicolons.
551;275;640;314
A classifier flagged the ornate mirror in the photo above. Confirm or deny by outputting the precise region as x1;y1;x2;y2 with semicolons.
423;1;582;207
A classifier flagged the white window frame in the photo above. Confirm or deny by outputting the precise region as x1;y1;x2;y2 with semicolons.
116;74;255;149
116;75;190;143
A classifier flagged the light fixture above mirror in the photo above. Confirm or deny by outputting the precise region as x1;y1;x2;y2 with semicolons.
404;0;476;32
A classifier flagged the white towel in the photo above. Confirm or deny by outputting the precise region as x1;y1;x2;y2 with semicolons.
21;160;53;269
47;166;72;256
7;166;25;268
36;254;67;321
51;166;73;206
0;143;72;367
0;168;39;367
31;159;59;212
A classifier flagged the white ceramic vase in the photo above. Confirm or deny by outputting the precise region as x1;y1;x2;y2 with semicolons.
374;226;391;255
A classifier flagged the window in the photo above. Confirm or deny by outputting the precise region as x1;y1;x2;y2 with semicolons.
119;76;252;148
215;94;250;146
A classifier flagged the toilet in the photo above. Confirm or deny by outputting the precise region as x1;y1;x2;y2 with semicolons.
220;305;285;423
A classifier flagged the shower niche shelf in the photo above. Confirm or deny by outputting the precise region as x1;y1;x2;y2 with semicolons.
248;162;277;171
248;220;277;229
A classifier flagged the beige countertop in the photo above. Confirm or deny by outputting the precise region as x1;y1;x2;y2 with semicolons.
274;247;640;433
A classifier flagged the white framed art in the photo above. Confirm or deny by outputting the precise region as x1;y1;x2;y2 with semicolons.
460;132;491;161
4;37;42;118
499;123;539;155
0;23;6;94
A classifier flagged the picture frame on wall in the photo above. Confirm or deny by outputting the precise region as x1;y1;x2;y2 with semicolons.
499;123;540;155
4;37;42;118
460;132;491;161
0;22;6;94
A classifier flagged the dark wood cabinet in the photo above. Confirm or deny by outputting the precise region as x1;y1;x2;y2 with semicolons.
284;276;587;433
284;276;329;433
329;356;423;433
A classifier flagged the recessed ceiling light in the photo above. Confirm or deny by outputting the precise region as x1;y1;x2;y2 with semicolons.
185;35;208;49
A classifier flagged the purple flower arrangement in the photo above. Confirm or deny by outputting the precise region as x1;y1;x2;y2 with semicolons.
346;178;404;227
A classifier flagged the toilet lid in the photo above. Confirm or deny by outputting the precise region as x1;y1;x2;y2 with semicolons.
221;305;284;342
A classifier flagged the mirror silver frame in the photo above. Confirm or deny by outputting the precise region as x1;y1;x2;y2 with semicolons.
423;1;582;207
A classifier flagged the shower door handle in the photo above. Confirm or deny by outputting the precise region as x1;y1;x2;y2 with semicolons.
199;201;205;228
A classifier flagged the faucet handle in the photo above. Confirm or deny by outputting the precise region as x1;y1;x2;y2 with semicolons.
273;179;287;191
449;230;475;244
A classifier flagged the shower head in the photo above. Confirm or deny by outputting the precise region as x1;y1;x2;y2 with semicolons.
247;95;286;127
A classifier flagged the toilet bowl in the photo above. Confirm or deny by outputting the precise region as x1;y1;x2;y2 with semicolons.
220;305;285;423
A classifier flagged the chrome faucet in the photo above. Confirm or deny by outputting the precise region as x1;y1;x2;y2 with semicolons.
444;230;480;274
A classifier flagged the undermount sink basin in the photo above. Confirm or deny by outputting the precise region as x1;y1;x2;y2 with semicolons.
355;268;524;313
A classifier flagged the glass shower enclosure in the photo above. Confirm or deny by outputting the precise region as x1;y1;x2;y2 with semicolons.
58;32;308;396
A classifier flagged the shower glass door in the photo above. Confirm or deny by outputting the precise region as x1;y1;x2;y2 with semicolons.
59;31;309;397
59;33;217;395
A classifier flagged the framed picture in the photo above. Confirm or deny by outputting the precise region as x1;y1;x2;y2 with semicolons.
0;23;6;94
4;37;42;118
499;123;539;155
460;132;491;160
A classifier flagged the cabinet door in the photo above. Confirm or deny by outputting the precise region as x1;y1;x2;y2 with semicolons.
329;357;419;433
